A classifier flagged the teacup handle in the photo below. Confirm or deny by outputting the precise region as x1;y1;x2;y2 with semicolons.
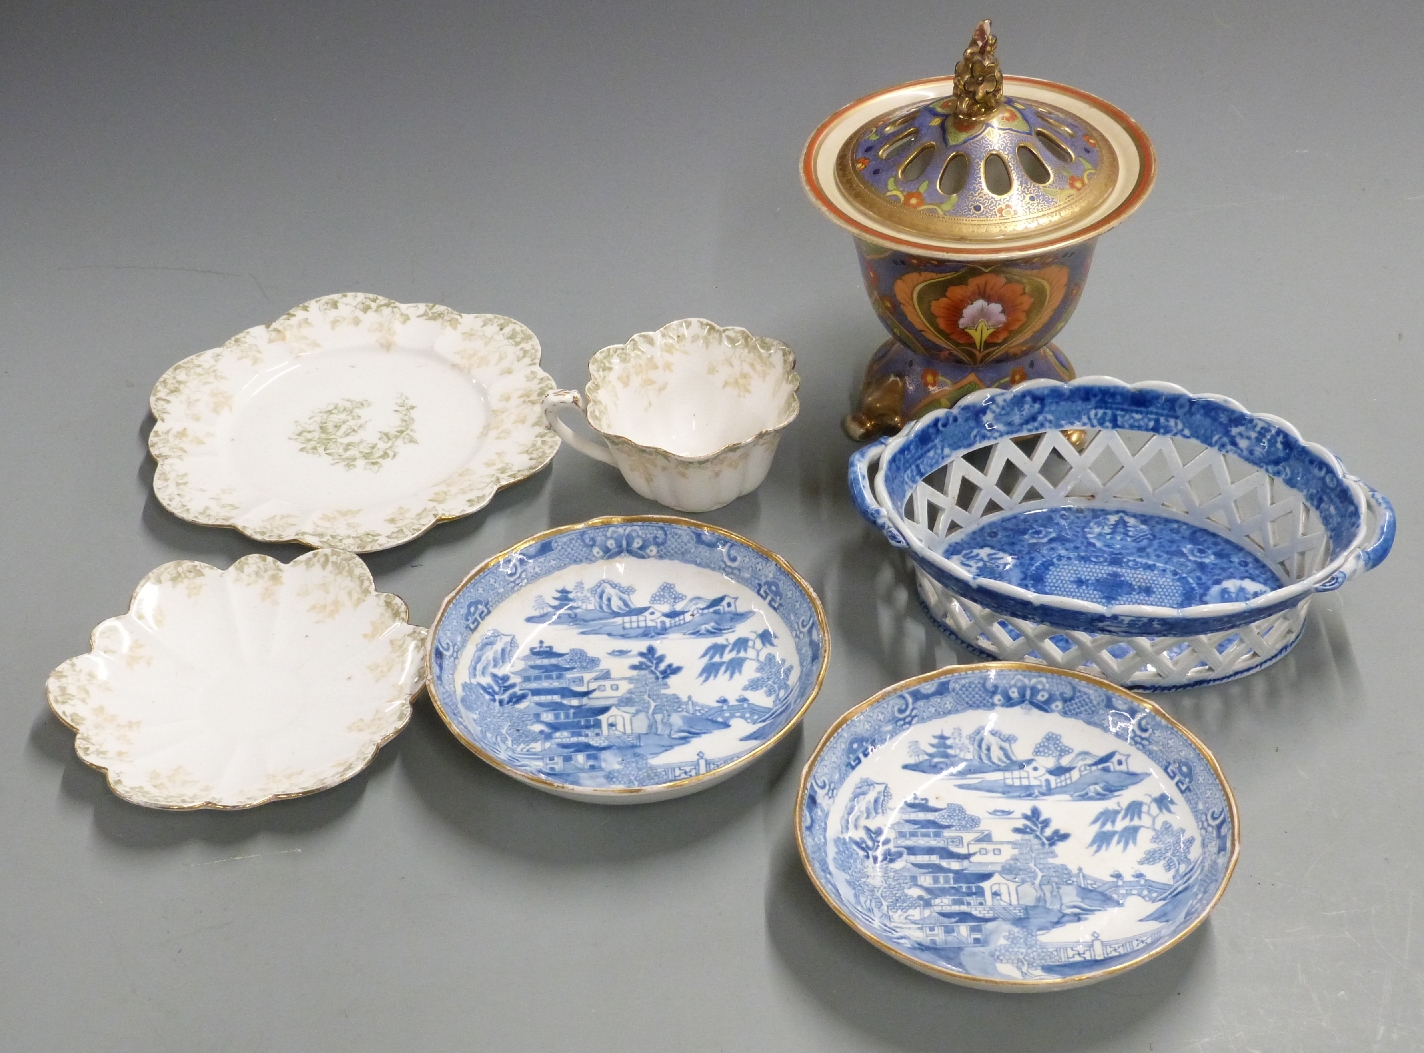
543;390;616;465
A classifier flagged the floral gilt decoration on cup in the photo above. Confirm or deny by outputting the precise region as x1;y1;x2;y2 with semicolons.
543;319;800;513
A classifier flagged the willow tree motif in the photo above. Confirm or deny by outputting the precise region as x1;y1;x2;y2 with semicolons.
475;671;527;708
697;631;774;683
1087;793;1180;858
697;629;791;701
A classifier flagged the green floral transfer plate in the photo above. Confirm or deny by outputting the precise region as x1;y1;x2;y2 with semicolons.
149;293;559;552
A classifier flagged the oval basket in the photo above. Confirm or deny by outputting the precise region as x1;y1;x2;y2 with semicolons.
849;378;1394;689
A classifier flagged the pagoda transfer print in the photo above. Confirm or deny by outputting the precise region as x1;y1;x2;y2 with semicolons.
452;569;801;788
801;669;1235;984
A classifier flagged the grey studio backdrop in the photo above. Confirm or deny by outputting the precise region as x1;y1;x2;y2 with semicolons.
2;1;1419;1050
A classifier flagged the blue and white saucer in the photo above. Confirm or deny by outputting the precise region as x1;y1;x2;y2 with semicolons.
797;663;1238;990
427;517;829;803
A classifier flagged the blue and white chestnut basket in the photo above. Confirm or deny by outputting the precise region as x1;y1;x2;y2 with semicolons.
849;378;1395;690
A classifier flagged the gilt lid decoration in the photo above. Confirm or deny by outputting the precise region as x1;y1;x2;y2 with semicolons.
804;20;1155;258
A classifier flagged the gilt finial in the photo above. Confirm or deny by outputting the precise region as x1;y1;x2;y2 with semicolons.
951;19;1004;120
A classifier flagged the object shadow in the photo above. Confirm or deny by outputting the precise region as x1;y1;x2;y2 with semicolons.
396;694;801;865
764;826;1205;1053
28;705;391;849
830;522;976;689
1145;601;1364;749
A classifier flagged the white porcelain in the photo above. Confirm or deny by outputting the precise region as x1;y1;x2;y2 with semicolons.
543;318;799;513
46;550;426;809
149;292;559;553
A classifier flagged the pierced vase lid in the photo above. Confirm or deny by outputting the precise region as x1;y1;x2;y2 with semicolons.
803;20;1156;259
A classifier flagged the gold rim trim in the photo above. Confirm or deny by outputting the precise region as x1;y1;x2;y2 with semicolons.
45;550;426;811
793;661;1240;990
424;515;832;801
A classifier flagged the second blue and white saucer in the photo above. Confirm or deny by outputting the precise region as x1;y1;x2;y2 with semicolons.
797;663;1238;990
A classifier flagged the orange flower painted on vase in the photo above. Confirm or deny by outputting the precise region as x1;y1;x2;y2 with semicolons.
854;156;869;170
1068;175;1086;191
1008;366;1028;385
928;273;1034;352
903;190;924;208
922;368;941;388
893;264;1070;364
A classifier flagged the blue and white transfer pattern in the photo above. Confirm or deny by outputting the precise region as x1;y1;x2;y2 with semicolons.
940;507;1281;609
800;666;1236;985
430;520;825;793
854;379;1391;637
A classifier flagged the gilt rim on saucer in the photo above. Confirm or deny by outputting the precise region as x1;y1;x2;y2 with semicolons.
426;515;831;802
795;662;1239;990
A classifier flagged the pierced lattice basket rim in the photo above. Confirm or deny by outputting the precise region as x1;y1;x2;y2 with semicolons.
872;376;1373;624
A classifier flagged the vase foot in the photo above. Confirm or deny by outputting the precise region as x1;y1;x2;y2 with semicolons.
843;340;1076;441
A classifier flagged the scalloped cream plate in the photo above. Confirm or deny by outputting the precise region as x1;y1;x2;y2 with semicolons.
46;550;426;809
149;292;559;553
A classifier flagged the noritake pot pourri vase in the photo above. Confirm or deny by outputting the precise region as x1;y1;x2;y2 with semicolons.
802;20;1156;439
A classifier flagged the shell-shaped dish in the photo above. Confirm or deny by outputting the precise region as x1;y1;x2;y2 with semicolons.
427;516;828;803
798;663;1239;991
46;550;426;809
149;292;559;553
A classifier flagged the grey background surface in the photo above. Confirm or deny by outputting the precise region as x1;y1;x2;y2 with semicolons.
2;1;1420;1050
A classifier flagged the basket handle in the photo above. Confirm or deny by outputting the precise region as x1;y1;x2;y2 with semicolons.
1316;481;1395;592
848;438;907;549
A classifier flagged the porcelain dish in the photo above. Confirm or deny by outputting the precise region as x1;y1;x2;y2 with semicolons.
543;318;799;513
797;663;1239;990
426;516;828;803
149;292;559;553
46;550;426;809
850;377;1394;689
